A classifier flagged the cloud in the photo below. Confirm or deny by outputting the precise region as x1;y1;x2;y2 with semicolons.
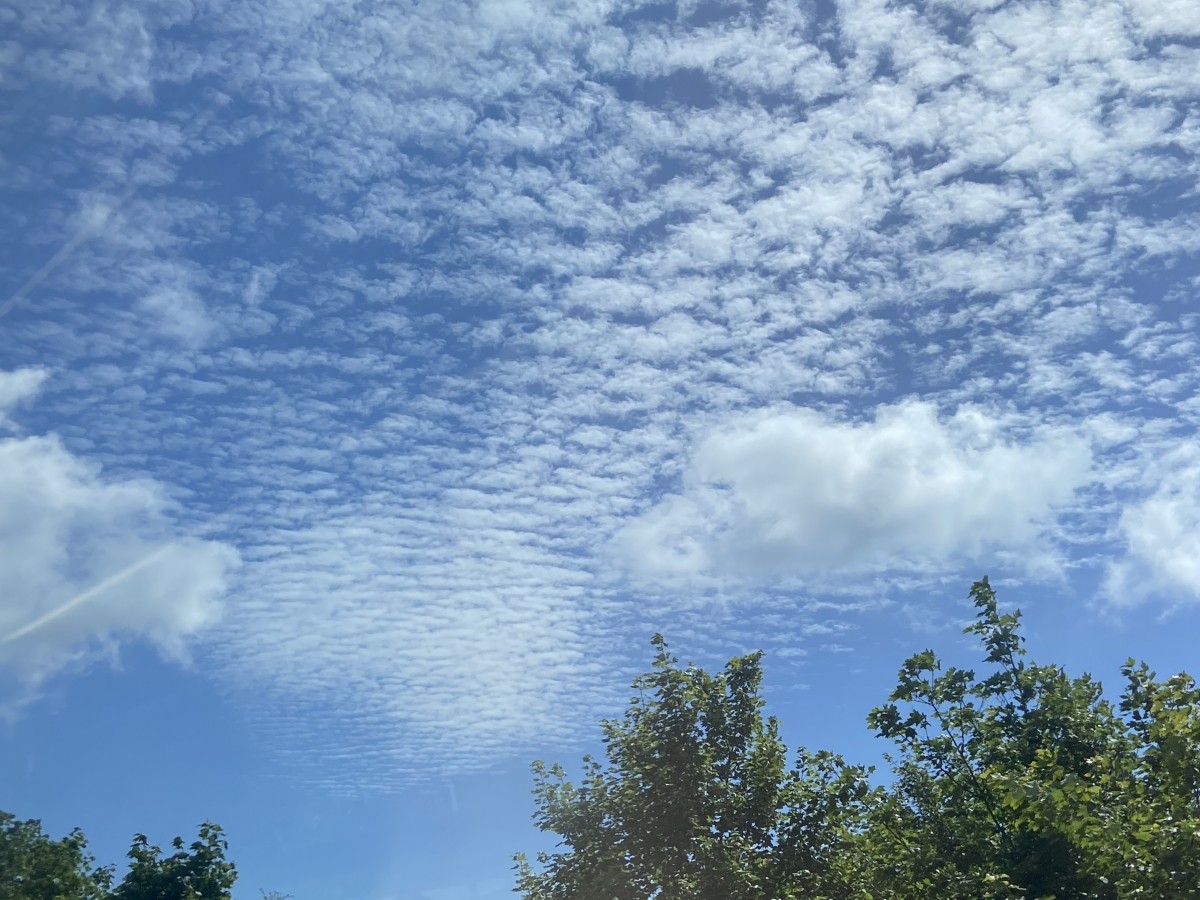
0;389;239;693
0;368;49;428
617;402;1094;582
2;0;1199;786
6;1;159;101
137;283;218;347
1105;454;1200;608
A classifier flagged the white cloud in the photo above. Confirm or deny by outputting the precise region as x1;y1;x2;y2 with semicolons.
137;284;218;347
4;0;1199;787
1125;0;1200;38
617;402;1094;581
1106;455;1200;607
0;368;49;428
0;418;239;692
7;1;158;100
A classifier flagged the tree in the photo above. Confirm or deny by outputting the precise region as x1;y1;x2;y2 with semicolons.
0;816;240;900
865;576;1200;897
0;813;113;900
513;634;873;900
864;577;1123;897
516;577;1200;899
111;822;236;900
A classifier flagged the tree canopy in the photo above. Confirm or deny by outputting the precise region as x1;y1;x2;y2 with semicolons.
111;822;236;900
0;817;236;900
0;812;113;900
516;577;1200;899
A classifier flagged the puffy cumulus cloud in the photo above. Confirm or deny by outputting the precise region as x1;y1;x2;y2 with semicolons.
0;368;49;428
1105;456;1200;608
0;397;239;691
617;402;1094;582
1124;0;1200;37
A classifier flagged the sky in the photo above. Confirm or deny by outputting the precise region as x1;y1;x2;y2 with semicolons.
1;0;1199;896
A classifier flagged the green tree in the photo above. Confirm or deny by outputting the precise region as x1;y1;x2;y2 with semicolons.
516;577;1200;899
0;813;113;900
0;816;240;900
865;576;1200;897
111;822;236;900
514;634;873;900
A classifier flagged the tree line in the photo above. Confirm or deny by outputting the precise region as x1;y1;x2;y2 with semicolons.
5;578;1198;898
0;814;260;900
514;578;1200;898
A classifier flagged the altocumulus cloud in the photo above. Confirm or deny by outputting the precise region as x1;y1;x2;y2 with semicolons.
618;402;1094;582
3;0;1199;786
0;369;239;695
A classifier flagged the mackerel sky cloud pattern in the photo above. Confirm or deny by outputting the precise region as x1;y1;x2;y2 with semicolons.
2;0;1199;792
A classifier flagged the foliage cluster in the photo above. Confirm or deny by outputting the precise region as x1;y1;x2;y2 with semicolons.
0;816;239;900
516;578;1200;899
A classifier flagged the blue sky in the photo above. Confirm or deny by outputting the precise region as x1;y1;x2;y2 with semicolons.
2;0;1200;896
